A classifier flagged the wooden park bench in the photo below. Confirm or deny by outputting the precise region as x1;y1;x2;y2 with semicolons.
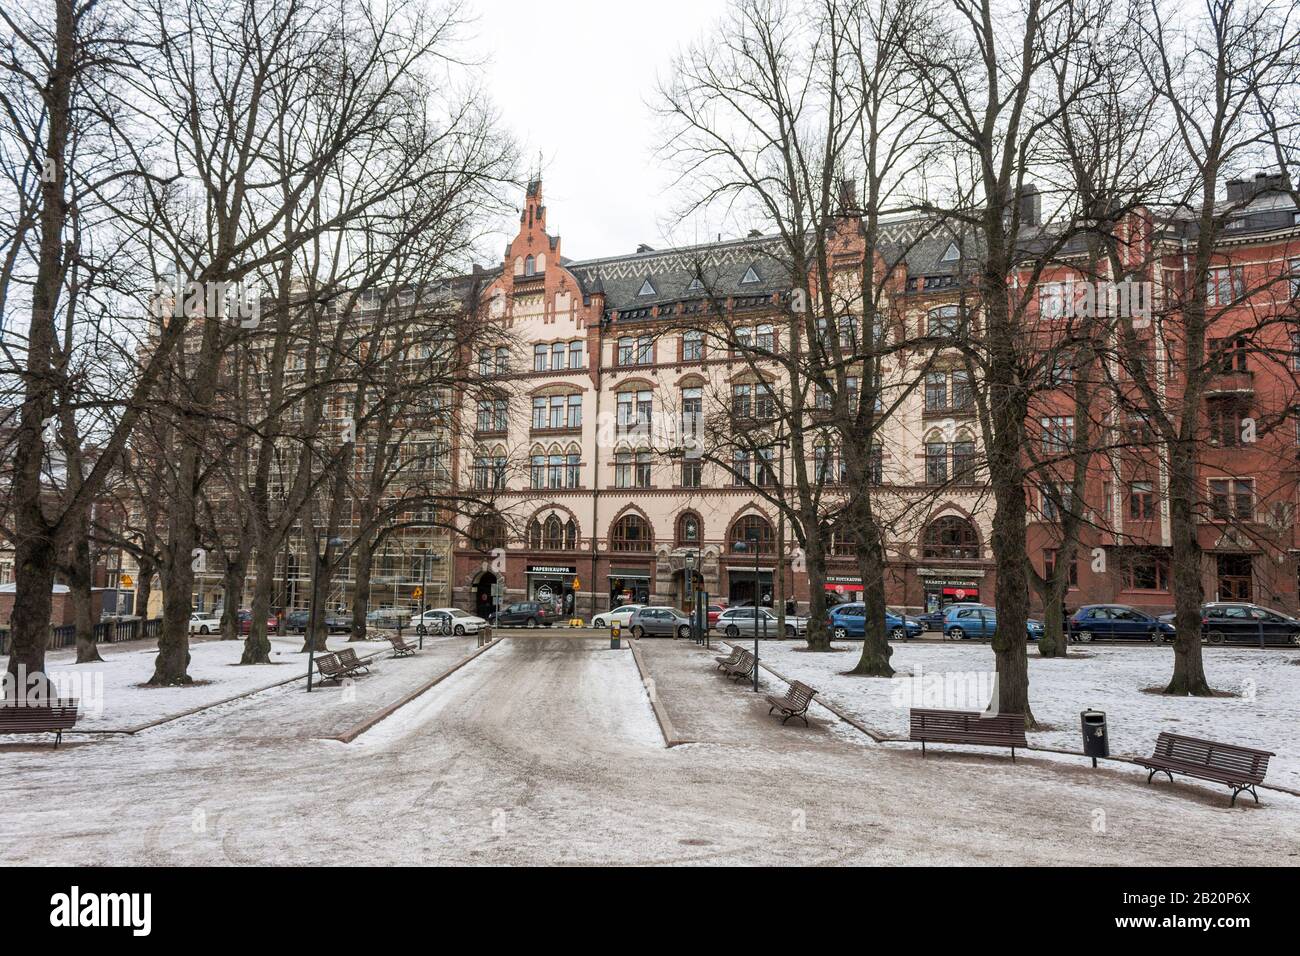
386;634;417;658
0;698;80;747
765;680;818;726
910;708;1028;761
714;646;744;670
335;647;371;677
1135;732;1275;806
314;653;351;685
721;649;756;683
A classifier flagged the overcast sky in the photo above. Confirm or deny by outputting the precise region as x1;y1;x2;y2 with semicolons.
466;0;732;262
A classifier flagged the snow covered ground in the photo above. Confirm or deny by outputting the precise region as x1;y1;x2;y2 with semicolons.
4;633;411;730
756;640;1300;790
2;635;1298;866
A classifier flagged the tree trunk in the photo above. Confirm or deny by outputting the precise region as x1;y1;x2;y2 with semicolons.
219;553;245;641
1164;447;1213;695
847;511;893;677
149;446;201;685
241;552;276;664
300;547;331;653
802;533;832;650
134;560;155;621
349;541;374;642
68;525;102;664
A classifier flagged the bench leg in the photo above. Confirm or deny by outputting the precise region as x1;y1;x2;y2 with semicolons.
1010;747;1015;763
1230;785;1259;807
921;741;926;757
1146;768;1174;785
54;730;61;749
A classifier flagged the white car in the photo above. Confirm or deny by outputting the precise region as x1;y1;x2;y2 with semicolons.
408;607;488;635
188;611;221;635
590;604;643;628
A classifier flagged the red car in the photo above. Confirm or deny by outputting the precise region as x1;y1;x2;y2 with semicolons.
707;604;727;626
237;610;279;634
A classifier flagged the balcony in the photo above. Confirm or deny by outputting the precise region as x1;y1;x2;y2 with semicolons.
1204;370;1254;397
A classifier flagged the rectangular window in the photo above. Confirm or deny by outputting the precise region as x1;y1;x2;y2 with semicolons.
951;441;976;483
477;399;507;433
950;370;972;409
681;387;702;439
925;443;948;485
756;324;775;353
530;455;544;489
732;449;751;485
868;444;883;485
681;458;702;488
635;335;652;365
731;383;752;419
1208;478;1253;520
1209;335;1249;373
924;371;947;411
1123;552;1170;591
533;344;548;372
1128;481;1156;520
614;452;632;489
532;397;547;429
635;452;652;489
1044;548;1078;587
569;340;583;369
551;343;566;370
1208;400;1247;446
548;395;565;429
565;453;581;488
567;394;582;428
1041;416;1074;454
1206;266;1245;306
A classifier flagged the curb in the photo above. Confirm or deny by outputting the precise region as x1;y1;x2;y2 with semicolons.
329;638;504;743
628;638;693;748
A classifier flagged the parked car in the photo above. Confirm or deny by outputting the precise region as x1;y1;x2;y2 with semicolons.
825;603;924;641
628;606;693;639
1157;603;1300;646
888;607;926;635
237;609;280;635
706;604;727;626
188;611;221;635
284;609;349;634
590;604;643;629
716;606;807;638
365;607;408;628
409;607;488;635
943;605;1044;641
920;603;979;632
492;601;556;628
1069;604;1175;643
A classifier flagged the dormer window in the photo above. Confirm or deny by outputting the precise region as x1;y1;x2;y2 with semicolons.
687;276;704;293
941;242;960;263
741;265;761;284
638;277;656;297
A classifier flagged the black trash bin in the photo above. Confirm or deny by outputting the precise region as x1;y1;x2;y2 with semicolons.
1081;709;1108;767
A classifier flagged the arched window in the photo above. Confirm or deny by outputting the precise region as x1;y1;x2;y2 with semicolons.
542;515;564;550
823;522;854;556
564;518;578;550
527;519;543;550
611;514;652;552
922;516;980;560
729;515;774;554
677;511;701;545
524;254;536;276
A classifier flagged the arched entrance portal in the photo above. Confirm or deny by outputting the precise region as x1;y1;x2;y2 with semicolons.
671;568;704;613
475;572;497;621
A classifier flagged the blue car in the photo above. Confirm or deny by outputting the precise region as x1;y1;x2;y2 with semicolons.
943;604;1044;641
1070;604;1175;643
825;603;924;641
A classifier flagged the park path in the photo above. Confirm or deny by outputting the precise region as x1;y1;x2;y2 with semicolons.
2;636;1298;865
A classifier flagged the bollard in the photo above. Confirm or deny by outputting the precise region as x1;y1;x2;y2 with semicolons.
610;621;621;649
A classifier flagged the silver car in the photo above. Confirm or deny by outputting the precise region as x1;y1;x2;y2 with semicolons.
628;606;693;639
716;606;806;638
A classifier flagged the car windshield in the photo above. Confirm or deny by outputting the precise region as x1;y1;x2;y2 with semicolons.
448;609;470;617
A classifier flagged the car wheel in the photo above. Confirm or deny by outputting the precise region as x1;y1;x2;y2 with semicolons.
525;617;537;628
1207;630;1225;645
890;626;906;641
454;624;465;636
592;617;605;628
725;625;739;638
199;626;209;635
1290;633;1300;647
949;626;965;641
631;626;644;638
784;624;795;638
1077;630;1093;643
1148;630;1162;644
832;626;848;641
677;624;691;639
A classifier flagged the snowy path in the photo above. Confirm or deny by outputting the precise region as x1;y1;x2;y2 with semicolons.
1;636;1298;865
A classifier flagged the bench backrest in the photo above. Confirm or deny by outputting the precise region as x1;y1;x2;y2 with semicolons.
337;648;362;667
387;635;411;647
1154;732;1273;781
911;707;1025;738
786;681;817;708
0;697;80;724
316;653;343;674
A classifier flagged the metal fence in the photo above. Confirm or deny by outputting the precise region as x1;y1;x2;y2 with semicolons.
0;617;163;656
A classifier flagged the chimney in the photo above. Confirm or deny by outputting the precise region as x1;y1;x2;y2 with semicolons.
747;229;763;239
636;243;654;253
1225;170;1285;205
838;177;859;214
1018;183;1041;227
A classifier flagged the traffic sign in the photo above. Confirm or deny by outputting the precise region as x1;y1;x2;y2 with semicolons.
120;574;134;588
572;576;581;590
412;586;423;599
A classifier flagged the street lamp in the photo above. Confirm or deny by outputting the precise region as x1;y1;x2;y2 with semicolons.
736;533;762;692
306;533;345;693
